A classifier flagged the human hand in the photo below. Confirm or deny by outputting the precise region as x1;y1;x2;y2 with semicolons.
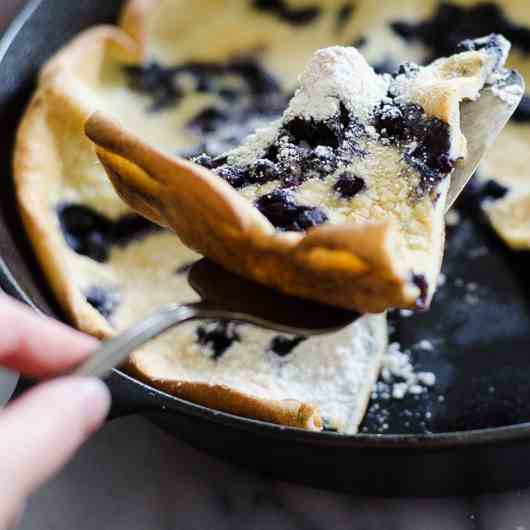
0;294;110;529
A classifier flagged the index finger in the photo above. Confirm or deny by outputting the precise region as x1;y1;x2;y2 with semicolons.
0;294;99;378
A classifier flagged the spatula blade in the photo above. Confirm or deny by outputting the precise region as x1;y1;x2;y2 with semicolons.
446;71;524;212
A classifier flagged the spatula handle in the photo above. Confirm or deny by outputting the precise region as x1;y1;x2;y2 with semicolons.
73;303;202;379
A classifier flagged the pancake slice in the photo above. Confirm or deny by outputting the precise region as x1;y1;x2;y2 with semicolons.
86;35;514;312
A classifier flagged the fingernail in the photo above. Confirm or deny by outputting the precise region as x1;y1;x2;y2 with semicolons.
71;377;111;432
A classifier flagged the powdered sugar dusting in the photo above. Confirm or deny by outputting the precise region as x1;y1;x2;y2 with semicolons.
227;120;281;166
373;342;436;401
491;75;524;106
169;313;386;434
285;46;389;123
228;46;389;165
446;209;461;227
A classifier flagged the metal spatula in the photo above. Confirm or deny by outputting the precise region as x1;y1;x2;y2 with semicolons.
74;73;524;379
445;72;524;211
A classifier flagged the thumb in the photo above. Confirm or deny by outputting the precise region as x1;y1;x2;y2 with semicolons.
0;377;110;528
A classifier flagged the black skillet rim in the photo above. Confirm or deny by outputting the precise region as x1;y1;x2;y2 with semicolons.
3;0;530;451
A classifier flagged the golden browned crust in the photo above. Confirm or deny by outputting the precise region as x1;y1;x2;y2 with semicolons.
127;361;322;430
15;79;113;340
40;26;141;85
125;309;387;433
14;0;388;432
85;112;420;313
14;26;140;339
119;0;161;58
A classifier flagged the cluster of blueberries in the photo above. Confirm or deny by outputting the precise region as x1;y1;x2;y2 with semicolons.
196;321;306;359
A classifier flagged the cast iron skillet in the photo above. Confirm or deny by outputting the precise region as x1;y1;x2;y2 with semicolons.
2;0;530;497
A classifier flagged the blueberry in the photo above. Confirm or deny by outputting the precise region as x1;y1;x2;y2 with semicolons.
372;58;398;75
284;117;342;149
281;6;320;25
85;286;119;320
124;63;181;112
58;204;111;263
196;321;240;359
58;204;159;262
216;166;251;189
85;232;110;263
480;179;509;201
333;172;366;199
125;63;166;92
436;153;454;175
286;103;352;150
457;34;509;69
188;107;228;134
264;143;280;163
256;190;328;231
234;104;360;196
192;152;228;170
373;102;452;196
270;336;306;356
111;215;160;247
373;103;405;137
336;3;354;31
253;0;320;26
249;159;280;184
308;146;339;176
59;204;106;234
192;153;216;169
218;87;241;102
396;62;420;78
412;273;429;310
296;208;329;230
458;33;504;53
230;60;282;96
255;190;295;227
281;173;305;189
253;0;282;11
